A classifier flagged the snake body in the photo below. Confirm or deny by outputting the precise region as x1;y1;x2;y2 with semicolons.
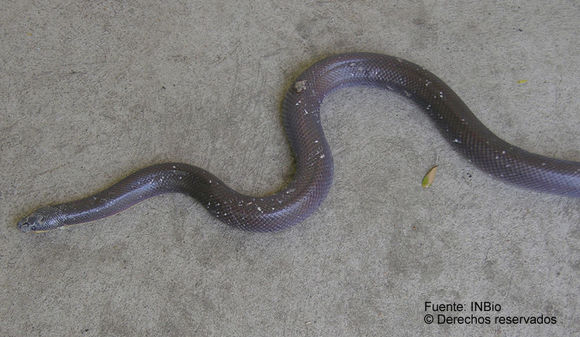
17;53;580;233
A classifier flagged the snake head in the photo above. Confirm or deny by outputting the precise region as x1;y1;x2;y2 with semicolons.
17;206;63;233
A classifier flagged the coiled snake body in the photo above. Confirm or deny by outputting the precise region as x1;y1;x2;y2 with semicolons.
18;53;580;233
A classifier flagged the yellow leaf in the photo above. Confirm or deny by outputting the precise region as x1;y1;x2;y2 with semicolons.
422;165;438;188
517;79;528;84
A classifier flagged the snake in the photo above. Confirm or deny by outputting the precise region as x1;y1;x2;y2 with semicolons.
17;53;580;233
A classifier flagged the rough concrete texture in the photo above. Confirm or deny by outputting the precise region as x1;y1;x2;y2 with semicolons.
1;0;579;336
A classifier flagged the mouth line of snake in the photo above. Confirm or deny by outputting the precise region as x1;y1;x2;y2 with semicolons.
17;53;580;233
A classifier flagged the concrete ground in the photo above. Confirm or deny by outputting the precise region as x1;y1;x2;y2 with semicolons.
1;1;579;336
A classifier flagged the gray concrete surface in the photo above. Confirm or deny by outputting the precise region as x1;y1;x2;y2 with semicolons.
1;0;579;336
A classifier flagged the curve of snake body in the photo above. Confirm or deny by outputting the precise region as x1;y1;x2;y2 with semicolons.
17;53;580;233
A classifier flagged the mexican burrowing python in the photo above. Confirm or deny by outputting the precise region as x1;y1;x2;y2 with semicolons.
17;53;580;233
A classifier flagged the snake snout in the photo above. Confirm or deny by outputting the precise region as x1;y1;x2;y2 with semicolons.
17;216;38;232
18;206;64;232
18;213;47;232
17;209;57;232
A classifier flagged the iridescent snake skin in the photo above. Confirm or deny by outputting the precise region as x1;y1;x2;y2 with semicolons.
18;53;580;233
